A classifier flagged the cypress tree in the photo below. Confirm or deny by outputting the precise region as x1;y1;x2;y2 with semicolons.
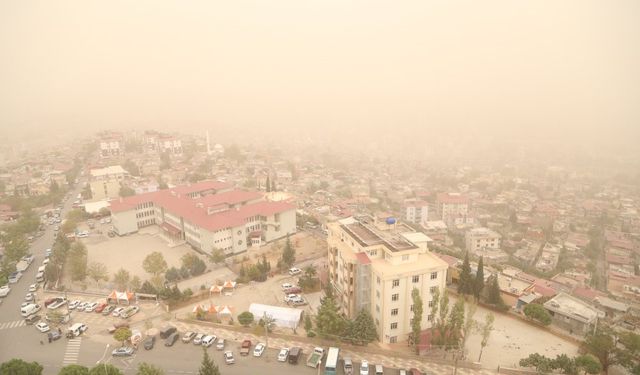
474;256;485;301
458;252;472;295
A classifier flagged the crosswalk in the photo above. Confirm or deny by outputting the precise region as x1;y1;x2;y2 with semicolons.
0;320;26;330
63;337;82;365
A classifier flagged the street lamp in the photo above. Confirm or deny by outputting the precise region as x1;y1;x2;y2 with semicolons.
96;343;110;374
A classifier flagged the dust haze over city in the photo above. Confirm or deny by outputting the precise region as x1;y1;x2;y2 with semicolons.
0;1;639;375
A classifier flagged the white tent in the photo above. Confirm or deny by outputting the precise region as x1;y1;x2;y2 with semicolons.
249;303;303;329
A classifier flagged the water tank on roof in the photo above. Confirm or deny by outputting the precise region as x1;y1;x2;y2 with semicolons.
386;217;396;225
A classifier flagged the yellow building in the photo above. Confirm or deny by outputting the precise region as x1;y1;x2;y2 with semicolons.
328;216;448;344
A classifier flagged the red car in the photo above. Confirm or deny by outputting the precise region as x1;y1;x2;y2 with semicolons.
284;287;302;294
94;303;108;313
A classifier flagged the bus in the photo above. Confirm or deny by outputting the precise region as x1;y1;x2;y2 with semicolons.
324;347;339;375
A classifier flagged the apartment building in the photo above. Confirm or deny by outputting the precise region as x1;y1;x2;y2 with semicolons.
327;216;448;344
465;227;501;252
110;181;296;255
436;193;471;226
158;135;183;156
404;199;429;225
89;165;129;200
99;132;124;158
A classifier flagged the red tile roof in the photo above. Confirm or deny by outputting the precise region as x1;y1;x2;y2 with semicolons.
437;193;468;205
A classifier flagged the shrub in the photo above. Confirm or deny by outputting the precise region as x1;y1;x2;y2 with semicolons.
237;311;254;327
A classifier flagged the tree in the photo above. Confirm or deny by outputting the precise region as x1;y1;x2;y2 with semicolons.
581;327;619;374
237;311;255;327
344;309;377;345
299;266;319;291
160;152;171;170
486;276;505;307
271;178;276;192
478;313;495;362
165;267;180;282
112;268;131;290
59;364;90;375
119;186;135;197
280;235;296;270
87;262;109;287
575;355;603;375
304;315;313;333
473;256;485;301
458;252;473;295
0;358;43;375
411;288;423;353
316;294;346;339
198;348;220;375
519;353;554;373
181;253;206;276
143;252;168;277
265;175;271;192
88;364;123;375
523;303;552;325
447;299;466;347
129;276;142;291
113;327;133;346
68;242;88;282
208;248;225;264
137;363;164;375
461;302;478;359
122;160;140;176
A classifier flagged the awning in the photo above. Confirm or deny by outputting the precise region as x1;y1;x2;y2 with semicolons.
161;222;182;236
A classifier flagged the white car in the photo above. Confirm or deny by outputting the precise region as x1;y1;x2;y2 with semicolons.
84;302;99;312
24;293;35;302
28;284;38;292
224;351;235;364
76;302;88;312
0;285;10;297
202;335;217;347
253;343;266;357
283;294;300;303
112;307;125;317
68;300;81;310
47;298;67;310
281;283;294;291
216;338;225;350
277;348;290;362
193;333;205;345
35;322;50;333
360;360;369;375
42;259;50;266
288;267;302;276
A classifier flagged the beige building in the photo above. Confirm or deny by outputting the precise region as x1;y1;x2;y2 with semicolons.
465;227;501;252
436;192;470;226
89;165;129;200
328;216;448;344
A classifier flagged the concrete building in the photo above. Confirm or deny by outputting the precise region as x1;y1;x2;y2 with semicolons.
99;133;124;158
404;199;429;225
110;181;296;255
158;135;183;156
327;216;448;344
544;292;603;335
465;227;501;252
89;165;129;200
436;193;470;226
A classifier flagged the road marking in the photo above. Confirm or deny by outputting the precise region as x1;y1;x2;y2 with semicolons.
62;338;82;365
0;320;26;330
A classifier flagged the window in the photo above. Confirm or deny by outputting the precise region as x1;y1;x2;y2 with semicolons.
391;308;398;316
390;322;398;330
390;336;397;343
391;294;399;302
376;305;380;313
430;286;438;294
412;275;420;283
402;254;409;261
410;304;414;312
428;314;433;322
430;272;438;280
376;290;380;298
376;276;381;285
392;279;400;288
428;300;434;307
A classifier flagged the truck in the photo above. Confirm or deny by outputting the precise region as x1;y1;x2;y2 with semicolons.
16;260;29;273
306;347;325;368
240;339;252;356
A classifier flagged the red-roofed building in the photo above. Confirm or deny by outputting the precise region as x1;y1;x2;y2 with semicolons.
110;181;296;255
436;193;471;226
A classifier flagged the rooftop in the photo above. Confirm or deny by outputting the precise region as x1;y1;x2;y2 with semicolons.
544;292;601;324
90;165;128;178
341;221;418;252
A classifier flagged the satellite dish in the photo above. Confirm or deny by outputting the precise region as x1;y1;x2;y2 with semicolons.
386;217;396;225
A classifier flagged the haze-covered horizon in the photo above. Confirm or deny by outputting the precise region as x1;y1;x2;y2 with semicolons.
1;0;639;149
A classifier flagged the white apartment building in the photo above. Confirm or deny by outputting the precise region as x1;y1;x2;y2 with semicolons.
404;199;429;225
99;134;124;158
110;181;296;255
89;165;129;200
436;193;470;226
158;136;182;156
328;216;448;344
465;227;501;252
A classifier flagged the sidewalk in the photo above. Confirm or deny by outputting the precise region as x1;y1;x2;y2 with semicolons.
170;316;496;375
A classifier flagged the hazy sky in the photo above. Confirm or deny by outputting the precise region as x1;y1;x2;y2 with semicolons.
1;0;639;145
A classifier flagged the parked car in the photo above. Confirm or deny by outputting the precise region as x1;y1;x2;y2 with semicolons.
224;351;235;365
25;314;40;325
202;335;217;347
253;343;266;357
48;330;62;341
281;283;294;290
0;285;10;297
284;294;300;303
112;347;135;357
143;336;156;350
165;332;179;347
216;338;225;350
360;360;369;375
68;300;80;310
47;298;67;310
193;333;205;345
84;302;98;312
76;302;89;312
112;307;125;317
284;286;302;294
102;305;116;315
160;326;177;339
182;331;196;343
95;303;108;313
288;267;302;276
28;284;38;292
278;348;290;362
35;322;50;333
24;293;35;302
121;306;139;318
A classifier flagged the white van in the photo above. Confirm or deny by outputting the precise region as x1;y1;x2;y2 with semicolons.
36;271;44;283
68;323;88;337
375;364;384;375
37;265;46;273
21;303;41;317
201;335;217;347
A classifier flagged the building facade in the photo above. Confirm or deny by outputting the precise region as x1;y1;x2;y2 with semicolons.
99;133;124;158
404;199;429;225
110;181;296;255
465;227;501;252
436;193;470;226
327;216;448;344
89;165;129;200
